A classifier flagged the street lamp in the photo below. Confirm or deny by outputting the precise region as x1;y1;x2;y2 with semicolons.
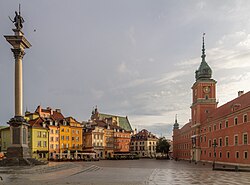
212;140;218;170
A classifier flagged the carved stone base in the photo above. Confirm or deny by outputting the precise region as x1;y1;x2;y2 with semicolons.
0;116;46;166
6;146;30;158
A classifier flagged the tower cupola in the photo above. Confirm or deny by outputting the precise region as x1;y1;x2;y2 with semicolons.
195;33;212;81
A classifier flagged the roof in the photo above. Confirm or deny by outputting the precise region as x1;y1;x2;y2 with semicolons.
132;129;158;140
35;105;65;121
208;91;250;122
98;113;133;131
178;121;191;134
51;111;64;121
0;126;9;130
84;120;130;133
29;117;48;129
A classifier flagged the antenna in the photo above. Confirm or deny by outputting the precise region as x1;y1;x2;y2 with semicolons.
19;4;21;15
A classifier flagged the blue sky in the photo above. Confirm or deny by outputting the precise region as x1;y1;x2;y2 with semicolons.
1;1;250;138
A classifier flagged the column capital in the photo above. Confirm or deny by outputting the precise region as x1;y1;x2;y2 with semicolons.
11;48;25;60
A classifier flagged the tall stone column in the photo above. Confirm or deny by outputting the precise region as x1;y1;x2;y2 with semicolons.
3;26;31;165
12;48;25;117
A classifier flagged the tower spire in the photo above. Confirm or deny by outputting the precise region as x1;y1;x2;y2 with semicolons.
173;114;179;129
201;33;206;61
195;33;212;80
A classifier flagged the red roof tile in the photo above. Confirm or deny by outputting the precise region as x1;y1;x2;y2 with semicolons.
209;91;250;121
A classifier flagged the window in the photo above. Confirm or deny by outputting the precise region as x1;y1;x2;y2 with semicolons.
219;122;222;129
204;135;206;142
219;138;222;147
243;133;248;145
219;152;222;158
43;141;47;147
236;151;239;159
225;120;228;128
213;139;217;147
244;151;248;159
234;135;238;146
61;136;64;140
37;141;42;147
66;136;69;141
37;131;42;137
244;114;248;123
234;117;238;125
50;144;54;149
209;126;211;132
214;124;216;131
227;151;230;158
209;140;212;147
50;137;54;142
225;136;229;146
50;130;54;134
42;132;47;138
61;128;64;132
200;136;203;143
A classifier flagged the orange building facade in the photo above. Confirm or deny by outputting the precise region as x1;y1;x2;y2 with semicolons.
173;36;250;166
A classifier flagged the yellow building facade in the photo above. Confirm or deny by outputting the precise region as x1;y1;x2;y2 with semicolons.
29;117;49;160
0;127;11;153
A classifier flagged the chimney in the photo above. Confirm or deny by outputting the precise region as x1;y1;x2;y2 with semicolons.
55;109;61;113
238;91;244;97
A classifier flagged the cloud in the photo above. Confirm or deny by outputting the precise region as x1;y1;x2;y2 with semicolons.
117;62;127;74
91;89;104;100
196;1;206;10
116;61;139;77
128;26;136;47
155;70;190;85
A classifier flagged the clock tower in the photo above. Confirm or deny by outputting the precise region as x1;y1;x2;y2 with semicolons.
190;34;218;161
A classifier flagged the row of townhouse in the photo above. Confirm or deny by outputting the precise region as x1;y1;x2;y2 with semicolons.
83;107;133;159
82;119;131;159
1;106;83;160
1;106;144;160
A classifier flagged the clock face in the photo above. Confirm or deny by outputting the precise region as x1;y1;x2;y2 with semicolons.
203;86;210;93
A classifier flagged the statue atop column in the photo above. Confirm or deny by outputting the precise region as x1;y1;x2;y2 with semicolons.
9;4;24;30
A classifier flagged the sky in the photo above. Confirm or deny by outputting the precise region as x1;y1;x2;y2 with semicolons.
1;1;250;139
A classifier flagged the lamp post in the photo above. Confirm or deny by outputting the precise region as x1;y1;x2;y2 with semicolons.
212;140;218;170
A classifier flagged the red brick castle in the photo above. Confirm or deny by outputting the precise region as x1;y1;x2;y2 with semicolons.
173;35;250;166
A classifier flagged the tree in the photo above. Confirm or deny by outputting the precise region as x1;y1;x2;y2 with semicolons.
156;137;170;157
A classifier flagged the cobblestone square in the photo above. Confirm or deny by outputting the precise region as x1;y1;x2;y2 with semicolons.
1;159;250;185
